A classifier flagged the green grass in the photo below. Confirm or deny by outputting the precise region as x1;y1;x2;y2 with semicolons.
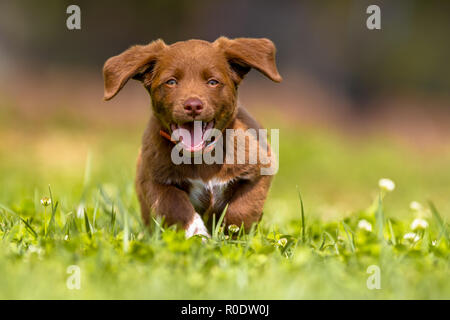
0;107;449;299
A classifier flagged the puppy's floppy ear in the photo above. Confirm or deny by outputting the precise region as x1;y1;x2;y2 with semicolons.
103;39;166;101
215;37;282;84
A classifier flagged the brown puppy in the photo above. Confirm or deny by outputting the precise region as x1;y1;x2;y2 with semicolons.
103;37;282;237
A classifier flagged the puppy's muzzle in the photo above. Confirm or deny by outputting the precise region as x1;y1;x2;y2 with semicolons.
184;98;204;117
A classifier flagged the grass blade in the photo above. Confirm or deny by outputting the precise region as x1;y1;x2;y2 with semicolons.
123;208;129;253
375;194;385;241
20;217;38;239
296;186;306;243
0;203;38;239
213;204;228;239
428;200;449;243
387;219;397;245
342;221;356;253
323;231;339;255
84;209;92;239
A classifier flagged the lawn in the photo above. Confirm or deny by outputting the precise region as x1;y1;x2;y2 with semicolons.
0;103;448;299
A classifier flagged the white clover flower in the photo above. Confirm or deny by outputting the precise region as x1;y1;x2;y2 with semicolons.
409;201;423;212
431;240;437;246
277;238;288;247
28;245;41;254
378;178;395;192
28;245;44;258
76;204;85;219
403;232;420;243
357;219;373;232
228;224;240;234
40;197;51;207
410;218;428;231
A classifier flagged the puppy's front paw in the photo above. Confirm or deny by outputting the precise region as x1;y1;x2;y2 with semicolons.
185;213;210;239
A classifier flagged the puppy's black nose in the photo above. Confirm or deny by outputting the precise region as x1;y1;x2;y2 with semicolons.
184;98;203;116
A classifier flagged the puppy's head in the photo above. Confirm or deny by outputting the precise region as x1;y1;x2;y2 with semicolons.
103;37;282;152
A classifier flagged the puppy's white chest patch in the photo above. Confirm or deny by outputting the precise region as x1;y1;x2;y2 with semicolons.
188;178;231;209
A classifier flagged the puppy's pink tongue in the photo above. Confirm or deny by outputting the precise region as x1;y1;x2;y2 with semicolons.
179;121;204;148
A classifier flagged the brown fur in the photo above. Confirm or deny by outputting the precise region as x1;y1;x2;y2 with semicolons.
103;37;282;232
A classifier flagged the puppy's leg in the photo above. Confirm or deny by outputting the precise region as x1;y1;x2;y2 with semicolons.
224;175;273;231
185;212;210;238
139;180;209;238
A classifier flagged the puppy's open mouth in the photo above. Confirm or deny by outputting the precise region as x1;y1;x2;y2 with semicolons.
170;120;215;153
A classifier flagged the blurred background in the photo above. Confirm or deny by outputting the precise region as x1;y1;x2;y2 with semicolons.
0;0;449;221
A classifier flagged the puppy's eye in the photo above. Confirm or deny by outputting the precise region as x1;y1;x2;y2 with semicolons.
207;79;219;87
165;78;177;86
